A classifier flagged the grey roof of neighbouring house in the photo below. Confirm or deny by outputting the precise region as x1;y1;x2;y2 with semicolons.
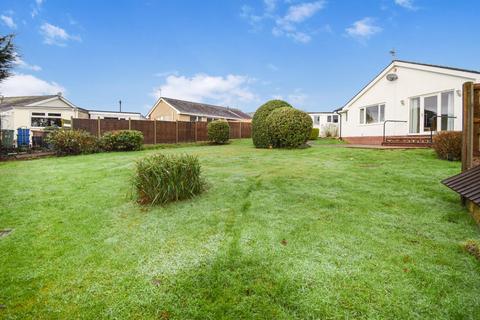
0;95;58;108
162;97;251;120
442;165;480;206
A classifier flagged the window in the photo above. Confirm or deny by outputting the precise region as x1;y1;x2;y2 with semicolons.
190;116;199;122
332;115;339;123
314;116;320;125
359;104;385;124
31;112;62;127
327;115;332;122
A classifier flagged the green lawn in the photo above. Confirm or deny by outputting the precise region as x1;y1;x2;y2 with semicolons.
1;139;479;319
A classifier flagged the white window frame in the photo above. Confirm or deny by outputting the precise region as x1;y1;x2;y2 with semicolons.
30;111;63;128
359;103;385;125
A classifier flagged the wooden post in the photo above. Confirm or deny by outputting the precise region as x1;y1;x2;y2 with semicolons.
71;116;74;130
239;121;242;139
154;120;157;145
97;117;101;138
128;118;131;130
175;121;179;144
463;82;474;171
195;121;198;142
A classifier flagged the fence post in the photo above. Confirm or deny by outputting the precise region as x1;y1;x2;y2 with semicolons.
175;121;179;144
239;121;242;139
195;121;198;142
128;118;131;130
97;117;101;138
463;82;474;171
71;116;74;130
154;120;157;145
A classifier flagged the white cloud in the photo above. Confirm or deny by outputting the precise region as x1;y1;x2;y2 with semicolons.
394;0;417;10
31;0;43;18
154;70;179;77
273;1;325;43
0;73;65;96
152;73;257;107
36;0;44;5
40;22;81;46
346;17;382;41
13;55;42;72
283;1;325;23
1;15;17;29
267;63;279;71
241;1;325;43
273;89;308;108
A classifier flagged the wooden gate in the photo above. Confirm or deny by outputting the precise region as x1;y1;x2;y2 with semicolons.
462;82;480;170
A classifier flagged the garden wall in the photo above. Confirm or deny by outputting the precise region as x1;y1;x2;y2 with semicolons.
72;119;251;144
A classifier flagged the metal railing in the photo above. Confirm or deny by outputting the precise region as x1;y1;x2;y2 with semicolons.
383;120;407;143
429;115;457;143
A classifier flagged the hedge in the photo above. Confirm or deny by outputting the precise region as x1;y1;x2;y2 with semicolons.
309;128;319;140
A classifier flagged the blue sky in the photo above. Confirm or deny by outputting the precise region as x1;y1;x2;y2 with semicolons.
0;0;479;114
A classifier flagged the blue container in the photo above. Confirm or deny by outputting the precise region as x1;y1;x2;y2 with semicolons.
17;128;30;146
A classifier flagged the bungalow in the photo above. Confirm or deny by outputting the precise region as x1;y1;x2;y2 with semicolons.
0;94;145;147
308;112;339;137
147;97;251;122
337;60;480;145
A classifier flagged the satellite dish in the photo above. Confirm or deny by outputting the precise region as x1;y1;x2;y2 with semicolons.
386;73;398;81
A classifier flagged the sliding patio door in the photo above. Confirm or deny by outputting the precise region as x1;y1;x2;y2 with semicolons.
409;91;454;134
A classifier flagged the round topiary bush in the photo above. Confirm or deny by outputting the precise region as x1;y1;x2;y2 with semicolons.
207;120;230;144
266;107;313;148
134;153;205;205
252;100;293;148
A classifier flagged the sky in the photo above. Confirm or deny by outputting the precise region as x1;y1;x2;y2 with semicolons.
0;0;479;114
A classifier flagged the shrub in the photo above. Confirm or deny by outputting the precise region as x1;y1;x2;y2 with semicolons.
309;128;319;140
100;130;143;151
252;100;293;148
134;153;204;205
266;107;313;148
207;120;230;144
46;129;99;155
322;124;338;138
432;131;462;161
463;240;480;261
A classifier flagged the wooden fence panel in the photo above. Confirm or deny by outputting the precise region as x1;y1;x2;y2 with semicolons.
228;122;240;139
156;121;177;143
71;119;251;145
72;118;99;137
178;121;195;143
241;122;251;138
100;119;129;134
196;122;208;141
131;120;155;144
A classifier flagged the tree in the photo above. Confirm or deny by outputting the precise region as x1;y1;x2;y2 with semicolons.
0;34;16;83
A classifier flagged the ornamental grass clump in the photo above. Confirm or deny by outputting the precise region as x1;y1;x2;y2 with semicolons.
134;153;205;205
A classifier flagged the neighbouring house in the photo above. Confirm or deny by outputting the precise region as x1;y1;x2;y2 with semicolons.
0;94;145;147
147;97;252;122
88;110;145;120
0;94;89;132
308;112;339;137
337;60;480;145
